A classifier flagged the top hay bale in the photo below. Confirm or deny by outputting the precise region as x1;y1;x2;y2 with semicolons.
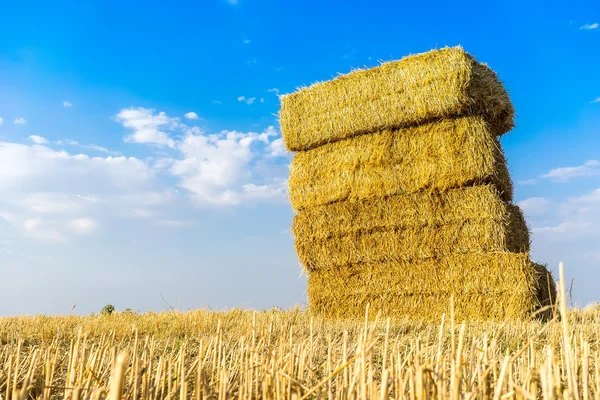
280;46;515;151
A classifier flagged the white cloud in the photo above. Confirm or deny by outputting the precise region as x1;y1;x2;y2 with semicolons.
260;98;264;103
529;188;600;240
267;138;288;157
170;125;285;205
155;219;195;229
267;88;279;94
0;143;154;192
67;218;97;235
533;221;592;235
63;101;73;107
14;117;27;125
519;160;600;185
21;193;92;214
523;187;600;305
518;197;551;217
0;117;4;125
115;107;177;148
593;98;600;103
243;39;251;44
237;96;256;105
184;112;199;120
57;139;119;155
24;218;66;243
242;180;287;200
580;23;598;30
517;178;537;185
0;140;170;243
128;208;154;218
0;108;290;247
541;160;600;182
213;100;223;105
29;135;48;145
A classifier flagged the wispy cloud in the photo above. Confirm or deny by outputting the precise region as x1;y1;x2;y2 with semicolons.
243;39;251;44
213;100;223;105
14;117;27;125
67;218;97;235
155;219;196;229
237;96;256;105
63;101;73;107
227;0;238;4
519;160;600;184
532;221;593;235
115;107;178;148
517;178;538;185
267;88;279;95
267;138;288;157
0;108;289;248
246;59;257;66
56;139;120;155
580;23;599;30
0;117;4;125
29;135;48;145
184;112;199;120
592;97;600;103
517;197;551;217
24;218;66;243
541;160;600;182
529;188;600;239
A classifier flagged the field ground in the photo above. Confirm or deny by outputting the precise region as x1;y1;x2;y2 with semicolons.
1;267;599;399
1;301;599;399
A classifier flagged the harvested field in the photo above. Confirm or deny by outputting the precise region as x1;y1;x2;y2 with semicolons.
2;271;597;400
288;116;513;210
280;46;514;151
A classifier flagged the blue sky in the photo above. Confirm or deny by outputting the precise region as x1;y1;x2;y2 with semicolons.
0;0;598;315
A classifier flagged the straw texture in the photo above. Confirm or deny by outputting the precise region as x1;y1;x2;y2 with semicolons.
533;262;557;320
280;46;550;322
280;46;514;151
288;116;513;211
292;184;515;240
296;208;530;271
307;253;545;322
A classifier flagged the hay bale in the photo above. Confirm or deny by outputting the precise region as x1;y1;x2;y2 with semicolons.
288;116;513;211
296;206;530;270
307;253;542;322
280;46;514;151
533;262;557;320
292;184;515;240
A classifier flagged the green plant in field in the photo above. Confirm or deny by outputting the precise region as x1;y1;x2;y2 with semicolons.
100;304;115;315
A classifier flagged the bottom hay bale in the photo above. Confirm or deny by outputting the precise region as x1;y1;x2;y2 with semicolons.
307;253;554;322
533;262;558;320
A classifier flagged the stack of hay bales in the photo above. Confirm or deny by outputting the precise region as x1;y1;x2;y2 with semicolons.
279;46;556;322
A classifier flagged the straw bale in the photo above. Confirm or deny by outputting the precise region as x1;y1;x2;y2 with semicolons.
533;262;557;320
307;253;543;322
296;207;530;271
280;46;514;151
288;116;513;211
292;184;515;240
